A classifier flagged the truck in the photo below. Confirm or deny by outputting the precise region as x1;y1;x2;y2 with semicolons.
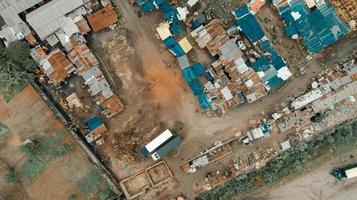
331;164;357;180
151;136;182;161
140;129;173;157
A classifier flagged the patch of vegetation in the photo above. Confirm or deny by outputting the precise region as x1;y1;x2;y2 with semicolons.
20;155;46;180
76;170;104;198
99;187;115;200
19;131;73;180
3;168;18;183
0;123;10;137
0;40;36;101
197;119;357;200
68;194;77;200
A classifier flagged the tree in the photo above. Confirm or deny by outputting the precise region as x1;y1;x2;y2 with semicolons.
0;40;35;101
4;41;36;72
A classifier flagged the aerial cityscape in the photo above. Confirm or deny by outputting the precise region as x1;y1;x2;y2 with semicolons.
0;0;356;199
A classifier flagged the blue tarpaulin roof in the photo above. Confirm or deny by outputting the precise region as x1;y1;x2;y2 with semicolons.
198;94;211;110
191;63;205;76
86;117;103;132
278;1;349;53
234;5;265;43
163;36;185;57
182;68;196;83
159;1;173;13
189;79;204;96
265;75;284;90
252;57;270;72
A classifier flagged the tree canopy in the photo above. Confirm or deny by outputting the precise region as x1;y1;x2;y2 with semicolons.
0;40;36;101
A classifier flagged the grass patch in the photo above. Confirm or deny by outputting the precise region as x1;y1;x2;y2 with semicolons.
20;155;46;180
76;170;115;199
0;123;10;137
19;131;73;180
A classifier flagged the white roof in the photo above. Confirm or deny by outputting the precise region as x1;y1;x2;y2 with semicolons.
281;140;291;151
251;127;264;139
291;89;323;110
187;0;199;7
26;0;84;40
145;129;173;153
39;59;54;76
176;7;189;21
178;37;192;53
235;58;249;73
245;79;254;89
156;22;172;40
221;86;233;101
345;167;357;179
277;66;292;81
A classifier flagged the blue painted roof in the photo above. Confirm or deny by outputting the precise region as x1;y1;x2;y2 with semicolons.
86;117;103;132
191;63;205;76
234;5;265;43
163;36;185;57
198;94;211;110
252;57;270;72
182;68;196;83
260;40;271;51
265;75;284;89
278;1;349;53
189;79;204;96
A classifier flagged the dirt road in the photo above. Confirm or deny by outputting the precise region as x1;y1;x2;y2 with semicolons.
247;151;357;200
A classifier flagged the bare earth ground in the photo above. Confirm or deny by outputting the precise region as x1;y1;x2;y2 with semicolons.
84;1;357;198
0;86;110;200
246;150;357;200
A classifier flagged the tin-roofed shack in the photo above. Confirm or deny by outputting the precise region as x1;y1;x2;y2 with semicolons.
40;49;75;85
87;5;119;32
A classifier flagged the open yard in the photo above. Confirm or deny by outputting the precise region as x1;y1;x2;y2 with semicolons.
0;86;114;200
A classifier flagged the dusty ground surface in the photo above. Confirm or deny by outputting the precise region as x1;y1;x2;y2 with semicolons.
86;0;357;198
0;86;112;200
245;149;357;200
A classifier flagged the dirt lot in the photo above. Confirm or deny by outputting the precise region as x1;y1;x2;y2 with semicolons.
245;149;357;200
0;86;113;200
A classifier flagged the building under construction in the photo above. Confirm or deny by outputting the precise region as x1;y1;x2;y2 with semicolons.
331;0;357;30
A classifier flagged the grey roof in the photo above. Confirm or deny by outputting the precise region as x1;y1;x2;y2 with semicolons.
0;0;42;25
81;66;103;83
26;0;84;40
88;79;113;98
219;39;242;60
177;55;190;70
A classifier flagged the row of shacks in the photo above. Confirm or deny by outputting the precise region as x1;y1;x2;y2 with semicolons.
136;0;292;114
0;0;123;146
189;1;292;114
181;57;357;176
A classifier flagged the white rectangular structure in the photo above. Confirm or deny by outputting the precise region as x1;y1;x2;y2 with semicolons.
345;167;357;179
26;0;84;40
291;89;323;110
144;129;173;153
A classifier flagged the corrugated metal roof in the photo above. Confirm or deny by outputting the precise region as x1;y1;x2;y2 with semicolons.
26;0;84;40
278;1;350;53
234;5;265;43
154;136;182;157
